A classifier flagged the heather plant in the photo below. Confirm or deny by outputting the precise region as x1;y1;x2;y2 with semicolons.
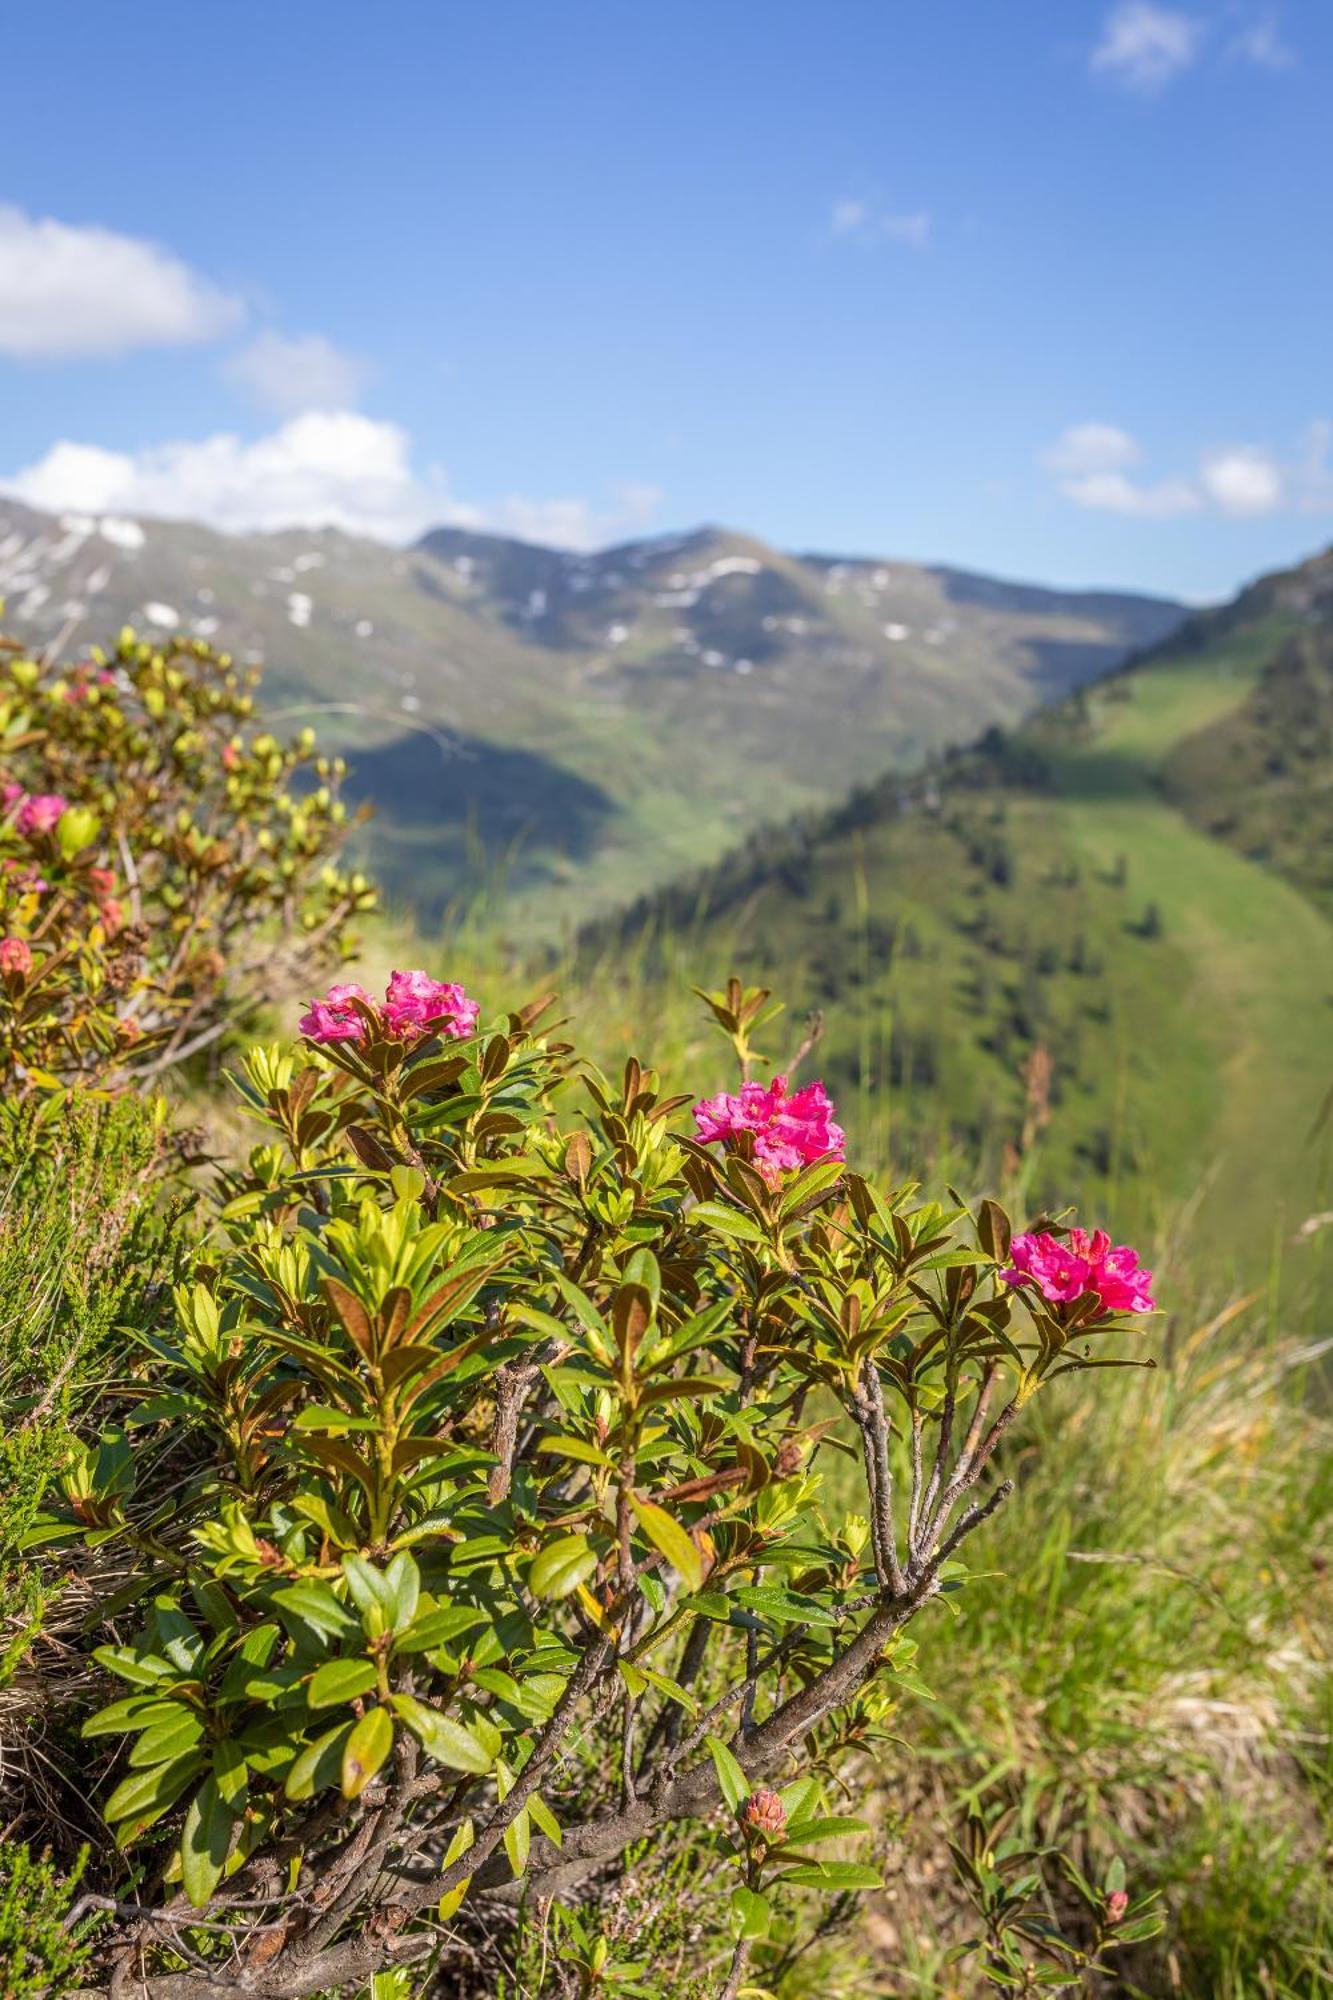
0;617;375;1092
27;969;1166;1997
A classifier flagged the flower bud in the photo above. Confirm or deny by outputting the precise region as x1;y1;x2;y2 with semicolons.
0;936;32;980
738;1788;787;1843
1105;1889;1129;1925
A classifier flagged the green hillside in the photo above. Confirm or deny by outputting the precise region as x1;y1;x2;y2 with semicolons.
591;552;1333;1273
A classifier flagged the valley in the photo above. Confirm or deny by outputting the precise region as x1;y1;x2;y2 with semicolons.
0;499;1180;931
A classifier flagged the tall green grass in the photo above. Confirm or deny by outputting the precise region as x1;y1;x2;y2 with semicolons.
0;1096;185;1686
836;1283;1332;1996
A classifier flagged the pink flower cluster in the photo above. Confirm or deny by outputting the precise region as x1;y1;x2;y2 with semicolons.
300;970;480;1047
1;783;70;838
1001;1228;1154;1318
693;1074;845;1187
382;969;480;1041
15;793;68;837
0;936;32;979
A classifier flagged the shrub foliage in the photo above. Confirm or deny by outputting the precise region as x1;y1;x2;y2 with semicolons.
33;976;1160;1996
0;619;374;1090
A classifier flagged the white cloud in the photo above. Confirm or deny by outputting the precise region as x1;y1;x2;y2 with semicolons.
1059;469;1202;517
222;331;370;416
0;412;663;550
830;199;930;248
1228;11;1295;68
0;205;242;360
1090;3;1204;91
1045;422;1297;519
1197;445;1283;515
1042;423;1144;477
830;199;869;236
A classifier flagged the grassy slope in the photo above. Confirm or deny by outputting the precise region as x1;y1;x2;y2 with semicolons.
1164;621;1333;918
1044;626;1333;1257
562;603;1333;1280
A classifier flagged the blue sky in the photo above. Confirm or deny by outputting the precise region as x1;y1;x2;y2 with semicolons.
1;0;1329;600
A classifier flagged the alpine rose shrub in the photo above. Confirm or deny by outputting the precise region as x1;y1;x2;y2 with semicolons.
300;970;481;1045
1002;1228;1154;1317
33;975;1159;2000
0;619;376;1090
693;1074;846;1186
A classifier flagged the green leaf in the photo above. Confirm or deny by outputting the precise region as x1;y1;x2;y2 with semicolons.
341;1705;394;1798
128;1710;206;1768
774;1861;882;1891
290;1405;380;1434
534;1434;616;1470
688;1201;766;1244
92;1644;173;1688
393;1604;488;1654
383;1551;420;1632
271;1580;359;1643
503;1802;531;1877
706;1734;749;1815
389;1695;493;1774
528;1792;562;1846
105;1752;207;1836
181;1775;234;1909
731;1886;772;1940
638;1375;724;1408
342;1552;393;1618
308;1657;379;1709
529;1534;600;1601
437;1818;476;1922
83;1695;188;1738
57;805;100;859
732;1584;838;1627
285;1720;355;1801
628;1494;703;1594
783;1815;870;1846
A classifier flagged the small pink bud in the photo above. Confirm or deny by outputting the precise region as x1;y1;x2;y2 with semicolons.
738;1788;787;1843
0;936;32;979
1105;1889;1129;1925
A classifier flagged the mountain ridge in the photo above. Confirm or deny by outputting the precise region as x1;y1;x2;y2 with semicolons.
0;497;1183;929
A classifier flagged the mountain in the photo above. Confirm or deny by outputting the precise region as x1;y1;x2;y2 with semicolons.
593;546;1333;1271
0;500;1181;931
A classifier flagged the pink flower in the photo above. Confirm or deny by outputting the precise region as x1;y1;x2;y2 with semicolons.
382;969;480;1041
17;794;68;837
1105;1889;1129;1926
693;1074;845;1187
299;981;374;1044
0;781;23;812
0;937;32;979
1001;1229;1154;1318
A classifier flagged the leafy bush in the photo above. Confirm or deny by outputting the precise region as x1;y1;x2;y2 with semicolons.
33;975;1162;1996
0;619;375;1091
